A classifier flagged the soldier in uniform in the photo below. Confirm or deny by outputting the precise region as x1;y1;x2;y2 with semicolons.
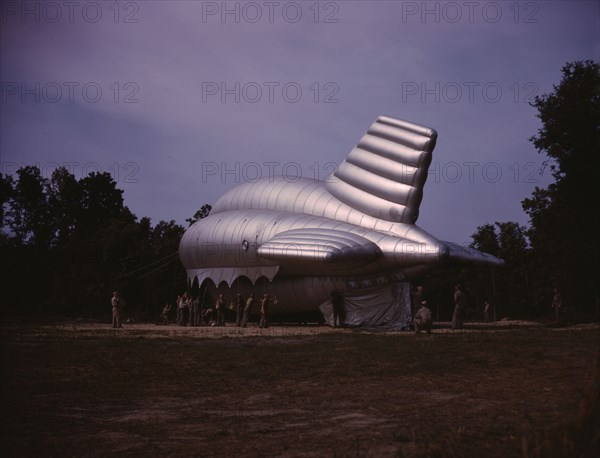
331;290;345;328
483;300;491;322
215;293;226;326
111;291;124;328
192;297;201;326
161;302;172;325
235;293;244;327
176;294;186;326
187;295;194;326
241;293;254;328
181;293;190;326
413;300;432;334
452;284;465;329
259;293;270;328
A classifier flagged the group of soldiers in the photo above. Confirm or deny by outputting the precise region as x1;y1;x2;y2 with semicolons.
154;283;477;332
161;292;279;328
409;283;472;333
114;285;562;331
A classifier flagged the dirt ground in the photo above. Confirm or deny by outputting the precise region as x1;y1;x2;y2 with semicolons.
1;321;598;457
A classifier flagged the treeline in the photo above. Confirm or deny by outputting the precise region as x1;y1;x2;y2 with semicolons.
0;166;202;321
420;61;599;322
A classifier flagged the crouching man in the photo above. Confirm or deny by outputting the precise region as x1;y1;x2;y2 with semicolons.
413;301;432;334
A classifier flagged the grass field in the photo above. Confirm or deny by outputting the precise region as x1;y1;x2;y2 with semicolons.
1;322;598;457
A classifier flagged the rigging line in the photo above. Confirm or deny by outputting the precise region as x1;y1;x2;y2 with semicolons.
137;256;180;280
143;281;186;296
108;244;180;263
118;251;179;278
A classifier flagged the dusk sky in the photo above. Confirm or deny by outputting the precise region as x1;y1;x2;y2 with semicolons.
1;0;598;244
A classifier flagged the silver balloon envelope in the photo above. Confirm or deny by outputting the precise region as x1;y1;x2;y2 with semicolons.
179;116;503;328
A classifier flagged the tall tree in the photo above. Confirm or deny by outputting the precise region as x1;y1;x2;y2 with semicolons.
0;164;195;318
0;173;14;238
523;61;600;312
78;172;136;232
49;167;81;244
470;222;531;318
186;204;212;226
5;166;53;247
470;223;500;257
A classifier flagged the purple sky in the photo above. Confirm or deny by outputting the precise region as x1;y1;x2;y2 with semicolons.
1;1;598;244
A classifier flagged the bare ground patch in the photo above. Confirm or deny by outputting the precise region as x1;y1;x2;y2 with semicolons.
1;322;598;457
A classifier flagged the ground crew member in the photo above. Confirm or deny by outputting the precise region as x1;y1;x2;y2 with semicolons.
111;291;123;328
216;294;226;326
259;293;270;328
452;284;465;329
176;295;183;325
241;293;254;327
413;301;432;334
181;293;190;326
331;290;345;328
483;300;491;322
192;297;201;326
161;303;172;325
236;293;244;326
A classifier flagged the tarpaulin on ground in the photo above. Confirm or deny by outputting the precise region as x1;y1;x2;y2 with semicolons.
319;275;412;330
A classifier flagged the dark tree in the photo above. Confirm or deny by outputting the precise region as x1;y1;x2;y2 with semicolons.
78;172;136;232
470;222;531;318
5;166;53;248
0;173;14;239
49;167;81;244
523;60;600;314
1;166;188;319
470;223;500;257
186;204;212;226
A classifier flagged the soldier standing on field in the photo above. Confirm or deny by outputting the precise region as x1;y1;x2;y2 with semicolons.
259;293;270;328
241;293;254;328
331;290;345;328
192;297;201;326
236;293;244;327
181;293;190;326
111;291;124;328
452;284;465;330
215;293;226;326
161;302;172;325
176;295;183;325
483;300;491;323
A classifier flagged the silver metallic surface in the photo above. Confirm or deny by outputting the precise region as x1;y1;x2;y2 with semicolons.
180;116;503;327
